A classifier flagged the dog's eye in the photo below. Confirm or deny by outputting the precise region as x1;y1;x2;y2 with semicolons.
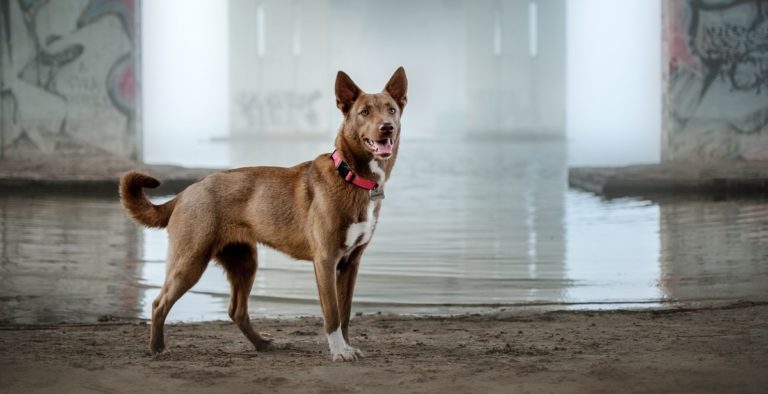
388;107;396;114
359;109;369;116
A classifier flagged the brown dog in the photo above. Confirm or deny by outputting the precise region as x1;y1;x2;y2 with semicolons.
120;67;407;361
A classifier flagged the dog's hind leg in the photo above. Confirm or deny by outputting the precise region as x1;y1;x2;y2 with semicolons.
150;247;210;354
217;243;273;351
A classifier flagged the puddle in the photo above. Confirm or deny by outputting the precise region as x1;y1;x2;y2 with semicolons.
1;141;767;324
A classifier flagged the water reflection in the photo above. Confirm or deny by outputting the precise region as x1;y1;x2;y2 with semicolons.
1;141;767;324
659;199;768;300
140;140;569;320
564;194;662;303
0;194;142;324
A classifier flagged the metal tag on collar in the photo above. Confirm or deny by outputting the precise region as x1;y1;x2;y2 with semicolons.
370;188;385;201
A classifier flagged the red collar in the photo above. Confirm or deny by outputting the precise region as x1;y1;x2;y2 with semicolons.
331;150;379;191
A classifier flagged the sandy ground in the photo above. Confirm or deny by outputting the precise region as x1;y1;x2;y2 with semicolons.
1;302;767;394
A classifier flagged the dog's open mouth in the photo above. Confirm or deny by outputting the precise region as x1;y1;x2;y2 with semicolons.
364;138;393;157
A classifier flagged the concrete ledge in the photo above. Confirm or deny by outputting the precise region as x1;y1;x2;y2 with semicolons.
4;157;767;199
0;156;218;196
569;162;768;198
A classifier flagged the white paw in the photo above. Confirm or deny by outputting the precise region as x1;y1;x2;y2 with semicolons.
331;345;363;362
326;328;364;362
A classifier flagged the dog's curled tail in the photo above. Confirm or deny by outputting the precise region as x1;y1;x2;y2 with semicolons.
119;171;177;228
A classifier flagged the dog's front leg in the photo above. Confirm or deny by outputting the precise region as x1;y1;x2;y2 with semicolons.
337;246;365;343
313;256;363;361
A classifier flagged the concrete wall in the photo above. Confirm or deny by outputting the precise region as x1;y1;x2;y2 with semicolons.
662;0;768;161
465;0;565;137
230;0;330;138
0;0;140;160
229;0;565;140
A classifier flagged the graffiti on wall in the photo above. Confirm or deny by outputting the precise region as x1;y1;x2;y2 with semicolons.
234;90;323;134
0;0;137;159
664;0;768;160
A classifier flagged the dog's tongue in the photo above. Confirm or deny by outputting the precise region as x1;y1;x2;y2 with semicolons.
375;138;393;155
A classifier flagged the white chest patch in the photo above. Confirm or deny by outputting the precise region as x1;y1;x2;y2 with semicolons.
343;160;386;250
344;202;377;248
369;159;386;182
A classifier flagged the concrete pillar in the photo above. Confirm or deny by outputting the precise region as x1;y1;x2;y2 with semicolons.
0;0;141;160
229;0;331;139
465;0;565;137
662;0;768;161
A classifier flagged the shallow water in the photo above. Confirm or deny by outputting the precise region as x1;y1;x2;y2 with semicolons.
1;141;767;324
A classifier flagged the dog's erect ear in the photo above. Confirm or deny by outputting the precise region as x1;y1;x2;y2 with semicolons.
384;66;408;110
335;71;361;114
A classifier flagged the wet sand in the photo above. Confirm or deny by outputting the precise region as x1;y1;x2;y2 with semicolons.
1;302;767;393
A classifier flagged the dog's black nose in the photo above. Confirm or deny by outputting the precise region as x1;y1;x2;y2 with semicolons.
379;123;394;135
